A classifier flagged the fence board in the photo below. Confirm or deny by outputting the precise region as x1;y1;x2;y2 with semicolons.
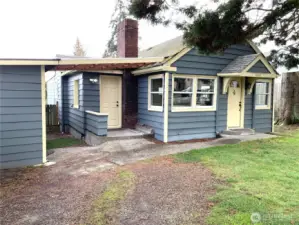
46;103;59;126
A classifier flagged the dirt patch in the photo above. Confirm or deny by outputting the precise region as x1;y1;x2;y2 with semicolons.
118;157;219;225
0;166;115;225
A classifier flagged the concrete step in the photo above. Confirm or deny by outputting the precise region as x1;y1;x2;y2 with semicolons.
221;128;255;136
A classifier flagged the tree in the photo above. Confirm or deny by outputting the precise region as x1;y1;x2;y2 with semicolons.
128;0;299;69
73;37;86;57
278;72;299;124
103;0;129;57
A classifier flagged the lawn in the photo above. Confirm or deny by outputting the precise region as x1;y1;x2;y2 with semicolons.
47;137;84;150
175;131;299;224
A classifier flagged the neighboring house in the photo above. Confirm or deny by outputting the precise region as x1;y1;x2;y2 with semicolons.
0;19;278;169
46;72;60;104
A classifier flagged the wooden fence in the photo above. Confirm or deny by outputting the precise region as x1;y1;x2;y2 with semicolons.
46;104;59;126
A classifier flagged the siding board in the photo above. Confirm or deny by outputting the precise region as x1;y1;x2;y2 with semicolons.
0;66;43;168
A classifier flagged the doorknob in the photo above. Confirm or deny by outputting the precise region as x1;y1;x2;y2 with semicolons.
239;102;242;111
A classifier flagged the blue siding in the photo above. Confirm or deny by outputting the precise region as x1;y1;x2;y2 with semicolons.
244;94;253;128
82;72;100;112
137;75;164;141
0;66;43;169
248;61;270;73
85;113;108;136
172;44;256;75
253;80;274;133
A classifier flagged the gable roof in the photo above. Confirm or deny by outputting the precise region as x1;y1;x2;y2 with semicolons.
220;54;259;73
139;36;184;58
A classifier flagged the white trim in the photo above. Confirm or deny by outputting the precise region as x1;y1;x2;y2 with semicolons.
272;79;275;132
41;65;47;163
85;110;108;116
0;57;165;66
254;79;272;110
148;74;164;112
164;48;192;66
163;73;169;143
132;66;177;76
73;80;79;108
171;74;218;112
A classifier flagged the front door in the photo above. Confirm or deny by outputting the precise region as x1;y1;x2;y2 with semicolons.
227;77;243;128
100;76;122;129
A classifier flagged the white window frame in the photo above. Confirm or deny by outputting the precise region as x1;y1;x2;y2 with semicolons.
73;80;79;108
255;79;272;110
172;74;218;112
148;74;164;112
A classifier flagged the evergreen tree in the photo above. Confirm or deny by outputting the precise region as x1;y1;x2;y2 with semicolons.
73;37;86;57
103;0;129;57
128;0;299;69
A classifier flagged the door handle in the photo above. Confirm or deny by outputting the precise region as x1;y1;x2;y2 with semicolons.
116;101;119;107
239;102;242;111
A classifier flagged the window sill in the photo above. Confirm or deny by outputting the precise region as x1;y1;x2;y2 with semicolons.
255;105;271;110
73;105;79;109
171;107;216;112
148;107;163;112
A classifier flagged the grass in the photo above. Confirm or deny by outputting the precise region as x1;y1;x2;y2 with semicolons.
86;170;135;225
175;131;299;225
47;137;83;150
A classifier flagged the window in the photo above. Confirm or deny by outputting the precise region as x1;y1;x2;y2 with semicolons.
196;79;215;106
73;80;79;108
255;80;271;109
148;75;163;111
173;78;193;107
172;75;217;112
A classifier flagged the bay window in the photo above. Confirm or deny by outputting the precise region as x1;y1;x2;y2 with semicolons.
255;80;272;109
148;74;164;111
172;75;217;112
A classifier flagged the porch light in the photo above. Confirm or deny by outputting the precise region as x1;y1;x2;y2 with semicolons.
89;78;98;84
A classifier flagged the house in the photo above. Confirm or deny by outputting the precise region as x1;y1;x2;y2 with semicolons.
0;18;277;169
59;19;277;143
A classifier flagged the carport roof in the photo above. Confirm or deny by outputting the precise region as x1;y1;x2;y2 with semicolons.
0;57;165;71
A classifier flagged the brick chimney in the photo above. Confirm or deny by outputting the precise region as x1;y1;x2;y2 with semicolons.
117;19;138;58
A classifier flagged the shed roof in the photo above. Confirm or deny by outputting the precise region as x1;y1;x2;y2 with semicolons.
220;54;259;73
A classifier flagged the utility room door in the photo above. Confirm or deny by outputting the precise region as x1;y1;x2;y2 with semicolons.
100;76;122;129
227;77;243;128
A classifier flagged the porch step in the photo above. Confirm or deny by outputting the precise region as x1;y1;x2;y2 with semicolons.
135;124;154;135
221;128;255;136
107;128;153;140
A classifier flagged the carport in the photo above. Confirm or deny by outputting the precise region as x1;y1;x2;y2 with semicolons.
0;57;163;169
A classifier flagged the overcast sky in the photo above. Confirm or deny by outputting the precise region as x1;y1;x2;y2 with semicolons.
0;0;296;73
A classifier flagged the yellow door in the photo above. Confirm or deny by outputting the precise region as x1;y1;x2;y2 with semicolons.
227;77;243;128
100;76;122;129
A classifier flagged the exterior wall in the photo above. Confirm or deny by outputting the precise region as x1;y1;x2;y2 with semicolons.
167;44;256;141
83;72;100;112
59;72;100;135
122;70;138;128
244;79;274;132
0;66;43;168
172;44;255;75
248;61;270;73
137;75;164;141
85;113;108;136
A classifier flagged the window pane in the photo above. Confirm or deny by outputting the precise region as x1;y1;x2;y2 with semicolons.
173;93;192;106
151;93;163;106
151;78;163;92
256;94;268;106
197;79;214;92
196;94;214;106
174;78;193;92
256;82;269;94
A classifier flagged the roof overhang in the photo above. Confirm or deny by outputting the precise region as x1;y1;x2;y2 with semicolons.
218;54;279;78
0;57;165;71
132;65;177;75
